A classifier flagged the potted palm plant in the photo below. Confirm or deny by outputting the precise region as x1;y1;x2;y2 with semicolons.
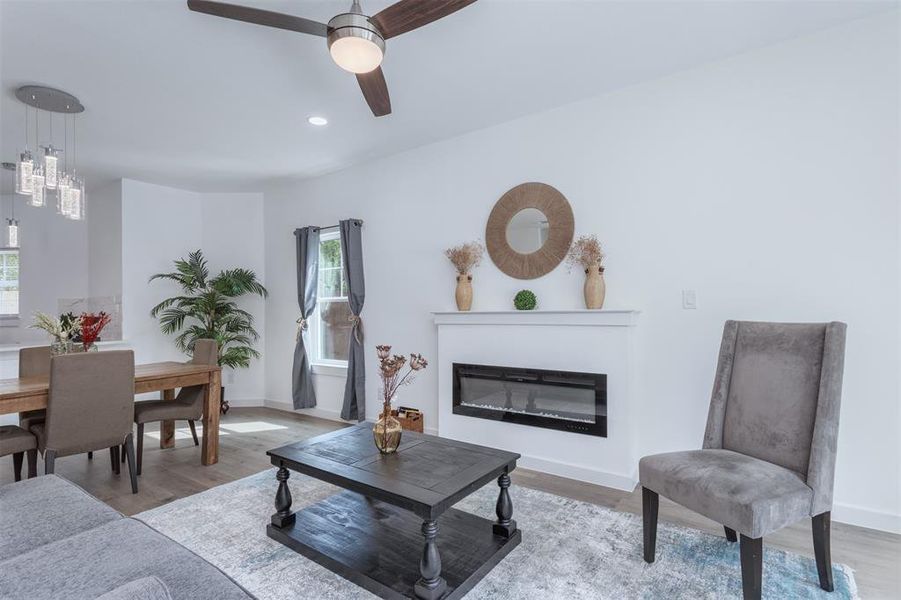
150;250;267;413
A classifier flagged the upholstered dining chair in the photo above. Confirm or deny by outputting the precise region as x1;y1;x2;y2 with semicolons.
131;339;217;476
30;350;139;493
0;425;37;481
639;321;846;600
17;345;51;434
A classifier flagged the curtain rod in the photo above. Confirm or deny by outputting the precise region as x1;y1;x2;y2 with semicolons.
317;219;363;231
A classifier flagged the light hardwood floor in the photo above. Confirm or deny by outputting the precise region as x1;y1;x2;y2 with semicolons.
2;407;898;598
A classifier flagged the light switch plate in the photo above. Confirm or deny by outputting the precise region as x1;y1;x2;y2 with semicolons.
682;290;697;309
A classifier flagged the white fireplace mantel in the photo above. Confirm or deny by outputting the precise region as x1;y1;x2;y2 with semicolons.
433;309;640;327
433;308;641;492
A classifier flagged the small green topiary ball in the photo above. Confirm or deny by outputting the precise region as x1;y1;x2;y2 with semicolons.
514;289;537;311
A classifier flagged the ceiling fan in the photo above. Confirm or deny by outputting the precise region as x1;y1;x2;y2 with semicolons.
187;0;478;117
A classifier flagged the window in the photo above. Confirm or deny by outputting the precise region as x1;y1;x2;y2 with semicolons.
0;250;19;318
312;231;351;366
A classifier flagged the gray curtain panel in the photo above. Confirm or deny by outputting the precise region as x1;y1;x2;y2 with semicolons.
292;227;320;409
339;219;365;421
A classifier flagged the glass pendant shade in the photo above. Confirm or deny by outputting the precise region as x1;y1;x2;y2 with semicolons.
29;167;45;207
15;151;33;195
68;182;83;221
6;219;18;248
43;151;58;189
57;175;71;216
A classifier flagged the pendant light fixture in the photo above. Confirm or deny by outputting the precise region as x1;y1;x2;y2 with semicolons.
42;145;59;190
15;104;33;196
28;107;45;207
3;165;20;248
13;85;87;221
7;211;19;249
29;165;45;208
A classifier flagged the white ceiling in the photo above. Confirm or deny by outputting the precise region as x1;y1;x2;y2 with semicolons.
0;0;894;191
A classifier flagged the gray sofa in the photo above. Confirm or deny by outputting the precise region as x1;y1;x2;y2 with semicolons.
0;475;254;600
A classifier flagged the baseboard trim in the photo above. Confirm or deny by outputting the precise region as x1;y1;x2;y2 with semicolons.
514;454;638;492
832;502;901;534
263;399;356;424
224;397;266;408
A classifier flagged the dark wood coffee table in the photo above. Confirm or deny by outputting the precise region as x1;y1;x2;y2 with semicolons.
266;423;521;600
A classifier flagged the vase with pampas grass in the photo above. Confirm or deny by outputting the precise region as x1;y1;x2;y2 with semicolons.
445;241;484;311
566;235;606;309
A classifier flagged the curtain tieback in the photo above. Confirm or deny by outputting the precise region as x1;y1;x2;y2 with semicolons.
295;317;308;341
348;314;363;345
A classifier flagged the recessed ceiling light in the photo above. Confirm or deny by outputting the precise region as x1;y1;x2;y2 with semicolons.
308;116;328;126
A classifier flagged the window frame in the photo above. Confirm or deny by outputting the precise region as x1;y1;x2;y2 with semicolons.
0;248;20;321
311;230;349;369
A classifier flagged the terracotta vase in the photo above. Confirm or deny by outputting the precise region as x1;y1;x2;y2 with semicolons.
584;265;606;309
455;273;473;311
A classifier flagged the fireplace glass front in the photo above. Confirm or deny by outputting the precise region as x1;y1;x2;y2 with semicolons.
452;363;606;437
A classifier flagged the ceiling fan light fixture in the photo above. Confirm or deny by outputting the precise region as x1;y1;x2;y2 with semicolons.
327;13;385;74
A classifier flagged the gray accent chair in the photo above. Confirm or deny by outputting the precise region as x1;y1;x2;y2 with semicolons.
0;425;37;481
639;320;846;600
132;339;217;475
30;350;139;493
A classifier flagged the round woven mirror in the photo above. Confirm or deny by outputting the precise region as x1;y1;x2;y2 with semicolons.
486;182;574;279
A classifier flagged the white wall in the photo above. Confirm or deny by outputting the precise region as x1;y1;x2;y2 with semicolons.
201;192;266;403
263;14;900;532
88;180;123;300
0;192;90;346
121;179;266;403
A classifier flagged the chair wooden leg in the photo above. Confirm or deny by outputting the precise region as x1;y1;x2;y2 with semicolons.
812;512;834;592
739;535;763;600
110;446;120;475
136;423;144;476
26;449;37;478
642;487;659;563
87;451;93;460
12;452;23;482
44;450;57;475
724;526;738;542
188;420;199;446
123;433;138;494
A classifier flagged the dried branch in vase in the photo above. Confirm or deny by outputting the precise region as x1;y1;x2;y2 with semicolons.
377;345;429;407
374;344;428;454
566;235;605;272
444;241;484;275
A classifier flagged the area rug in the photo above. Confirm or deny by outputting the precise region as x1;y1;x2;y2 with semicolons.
137;469;857;599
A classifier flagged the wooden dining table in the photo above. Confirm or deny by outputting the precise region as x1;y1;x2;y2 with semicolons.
0;362;222;465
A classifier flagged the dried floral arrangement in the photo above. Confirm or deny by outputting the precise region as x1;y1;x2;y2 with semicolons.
80;312;112;350
30;312;82;343
566;235;605;272
376;345;428;409
444;241;484;275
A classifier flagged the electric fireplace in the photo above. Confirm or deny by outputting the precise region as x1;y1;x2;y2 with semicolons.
452;363;607;437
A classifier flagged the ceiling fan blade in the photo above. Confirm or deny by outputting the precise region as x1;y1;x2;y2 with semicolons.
187;0;327;37
370;0;477;39
356;67;391;117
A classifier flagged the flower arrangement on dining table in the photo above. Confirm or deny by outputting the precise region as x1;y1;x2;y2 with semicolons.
374;345;428;453
30;311;112;353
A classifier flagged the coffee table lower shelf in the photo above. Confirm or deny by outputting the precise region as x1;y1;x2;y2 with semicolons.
267;490;521;600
